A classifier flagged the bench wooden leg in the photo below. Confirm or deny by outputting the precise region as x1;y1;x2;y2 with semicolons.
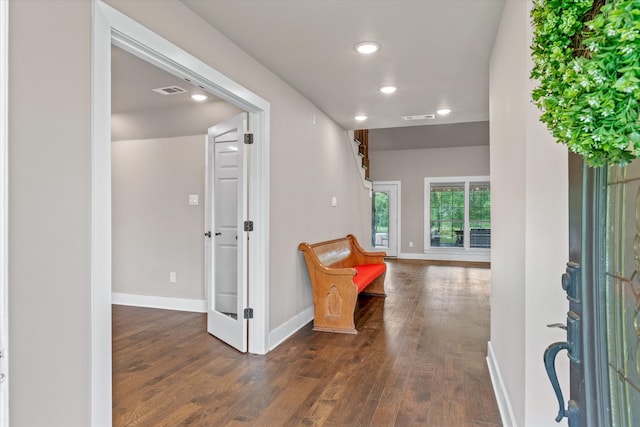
312;284;358;334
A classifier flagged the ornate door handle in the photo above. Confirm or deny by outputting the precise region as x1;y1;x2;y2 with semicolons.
544;341;570;422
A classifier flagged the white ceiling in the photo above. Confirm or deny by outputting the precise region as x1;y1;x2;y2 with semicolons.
181;0;506;131
111;46;222;114
112;1;503;147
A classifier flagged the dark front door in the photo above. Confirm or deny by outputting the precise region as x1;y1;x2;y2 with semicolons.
545;154;640;426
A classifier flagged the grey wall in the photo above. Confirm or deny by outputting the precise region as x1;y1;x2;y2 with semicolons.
112;135;206;301
9;1;92;425
490;1;569;425
8;1;371;424
369;145;490;254
111;102;242;142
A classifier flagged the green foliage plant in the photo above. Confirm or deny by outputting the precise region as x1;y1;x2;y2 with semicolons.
531;0;640;166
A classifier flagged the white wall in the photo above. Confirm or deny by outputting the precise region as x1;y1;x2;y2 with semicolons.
370;145;490;254
9;1;92;425
8;1;371;424
112;135;206;302
489;1;569;426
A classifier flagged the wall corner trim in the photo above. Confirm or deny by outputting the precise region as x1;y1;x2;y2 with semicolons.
112;293;207;313
487;341;518;427
269;306;314;351
0;0;9;425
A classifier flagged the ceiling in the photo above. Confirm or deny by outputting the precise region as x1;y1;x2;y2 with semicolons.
112;1;503;148
111;45;222;114
181;0;506;131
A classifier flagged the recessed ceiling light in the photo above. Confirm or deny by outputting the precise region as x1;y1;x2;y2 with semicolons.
354;41;380;54
190;92;208;102
354;115;368;122
380;86;397;94
437;108;451;115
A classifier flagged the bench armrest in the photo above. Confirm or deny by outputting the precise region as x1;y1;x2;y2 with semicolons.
347;234;386;264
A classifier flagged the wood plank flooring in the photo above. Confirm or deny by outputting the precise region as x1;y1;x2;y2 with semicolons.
113;259;502;426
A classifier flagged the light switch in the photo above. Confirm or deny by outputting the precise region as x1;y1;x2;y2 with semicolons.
189;194;199;206
331;196;337;207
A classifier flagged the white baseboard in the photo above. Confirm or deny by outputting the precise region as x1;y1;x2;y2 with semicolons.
112;292;207;313
269;306;314;351
487;341;517;427
399;250;490;263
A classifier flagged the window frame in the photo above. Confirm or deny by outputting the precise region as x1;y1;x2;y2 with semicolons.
424;176;491;261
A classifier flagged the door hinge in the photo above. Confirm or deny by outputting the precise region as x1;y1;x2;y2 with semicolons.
244;221;254;231
244;133;254;145
243;308;254;319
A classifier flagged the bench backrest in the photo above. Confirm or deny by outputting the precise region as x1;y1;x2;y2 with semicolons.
299;234;385;272
312;238;354;268
300;236;362;270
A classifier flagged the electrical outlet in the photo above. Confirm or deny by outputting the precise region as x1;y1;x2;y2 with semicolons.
169;272;176;283
409;241;414;248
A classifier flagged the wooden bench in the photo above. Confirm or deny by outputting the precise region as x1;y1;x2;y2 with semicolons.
298;234;386;334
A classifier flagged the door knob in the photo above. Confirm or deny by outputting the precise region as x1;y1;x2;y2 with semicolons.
215;232;222;236
204;231;212;238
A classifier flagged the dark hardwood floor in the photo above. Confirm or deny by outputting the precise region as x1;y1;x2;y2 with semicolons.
113;259;502;426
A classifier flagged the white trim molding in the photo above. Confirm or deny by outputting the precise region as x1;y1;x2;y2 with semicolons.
400;250;490;263
112;293;207;313
269;306;314;351
93;1;271;424
487;341;517;427
0;1;9;425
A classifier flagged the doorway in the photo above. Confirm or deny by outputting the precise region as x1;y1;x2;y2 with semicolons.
93;2;271;423
372;181;400;257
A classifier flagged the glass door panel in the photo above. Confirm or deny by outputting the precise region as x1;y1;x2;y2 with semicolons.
372;182;398;256
604;161;640;426
372;190;389;249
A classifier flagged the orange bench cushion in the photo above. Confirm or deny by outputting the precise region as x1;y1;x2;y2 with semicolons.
353;264;386;293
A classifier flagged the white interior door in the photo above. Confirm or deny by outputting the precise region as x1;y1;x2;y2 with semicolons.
372;182;400;256
205;113;248;352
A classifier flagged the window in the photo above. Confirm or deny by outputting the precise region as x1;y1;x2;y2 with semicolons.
469;182;491;248
430;183;465;247
425;177;490;251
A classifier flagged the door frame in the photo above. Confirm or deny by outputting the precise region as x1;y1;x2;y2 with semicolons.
92;2;271;425
372;181;401;256
0;0;9;425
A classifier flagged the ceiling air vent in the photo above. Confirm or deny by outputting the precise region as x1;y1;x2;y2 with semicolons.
402;114;436;121
152;86;187;95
